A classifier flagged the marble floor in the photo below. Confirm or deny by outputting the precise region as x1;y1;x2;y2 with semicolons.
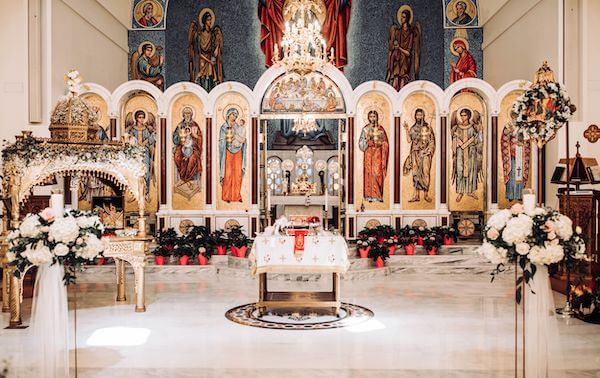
1;272;600;377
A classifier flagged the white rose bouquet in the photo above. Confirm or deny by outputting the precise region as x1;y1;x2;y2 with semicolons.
7;208;107;284
478;204;587;303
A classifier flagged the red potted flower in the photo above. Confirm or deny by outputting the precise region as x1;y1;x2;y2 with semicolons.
398;226;416;255
154;228;179;265
227;225;250;258
423;233;442;256
197;247;210;265
174;244;194;265
211;229;230;255
368;243;389;268
356;231;374;258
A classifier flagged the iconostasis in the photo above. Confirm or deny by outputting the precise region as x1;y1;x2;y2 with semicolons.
78;65;536;238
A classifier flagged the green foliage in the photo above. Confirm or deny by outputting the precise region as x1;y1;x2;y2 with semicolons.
184;225;213;257
153;228;178;256
227;225;250;248
211;229;230;247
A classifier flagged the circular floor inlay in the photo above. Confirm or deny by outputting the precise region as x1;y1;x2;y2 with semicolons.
225;303;374;330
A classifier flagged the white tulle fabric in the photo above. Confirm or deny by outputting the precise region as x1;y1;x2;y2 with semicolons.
30;263;69;378
524;265;564;378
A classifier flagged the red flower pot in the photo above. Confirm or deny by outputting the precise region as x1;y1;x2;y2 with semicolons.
216;245;227;255
198;255;209;265
375;256;385;268
179;256;190;265
443;235;454;245
232;246;248;258
96;257;105;265
359;246;370;258
427;247;437;256
417;236;423;246
388;246;396;256
405;244;415;255
155;256;166;265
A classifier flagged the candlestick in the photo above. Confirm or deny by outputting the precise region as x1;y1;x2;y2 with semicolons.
50;193;64;218
523;189;535;213
267;189;271;210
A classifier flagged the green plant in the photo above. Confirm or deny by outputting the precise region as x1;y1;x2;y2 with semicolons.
397;225;416;247
422;232;442;252
367;243;389;261
227;225;250;248
211;229;230;247
173;243;195;257
185;225;213;257
154;228;178;256
432;225;458;242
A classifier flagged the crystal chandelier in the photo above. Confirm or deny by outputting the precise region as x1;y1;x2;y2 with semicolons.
272;0;333;75
292;115;318;134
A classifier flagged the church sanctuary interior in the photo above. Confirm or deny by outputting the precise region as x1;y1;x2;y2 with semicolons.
2;0;600;377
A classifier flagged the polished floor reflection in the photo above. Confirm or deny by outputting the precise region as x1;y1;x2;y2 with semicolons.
1;273;599;377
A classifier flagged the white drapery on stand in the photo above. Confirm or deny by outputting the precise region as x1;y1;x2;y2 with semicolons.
31;263;69;378
523;265;564;378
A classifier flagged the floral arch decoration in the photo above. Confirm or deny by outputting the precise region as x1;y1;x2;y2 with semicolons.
2;135;147;233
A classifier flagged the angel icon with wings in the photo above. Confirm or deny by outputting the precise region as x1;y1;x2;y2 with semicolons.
188;8;224;92
125;109;157;198
451;107;484;203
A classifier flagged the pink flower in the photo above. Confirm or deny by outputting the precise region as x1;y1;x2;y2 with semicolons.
487;228;500;240
544;220;555;232
510;203;524;214
40;208;55;222
547;231;557;240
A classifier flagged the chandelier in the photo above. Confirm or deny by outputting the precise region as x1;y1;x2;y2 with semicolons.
292;115;318;134
272;0;333;75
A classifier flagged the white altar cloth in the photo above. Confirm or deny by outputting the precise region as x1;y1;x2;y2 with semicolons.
251;233;350;275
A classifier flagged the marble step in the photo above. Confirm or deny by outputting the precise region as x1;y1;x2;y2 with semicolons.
79;250;497;283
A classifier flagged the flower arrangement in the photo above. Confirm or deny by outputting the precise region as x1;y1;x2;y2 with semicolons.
512;80;573;148
2;137;145;169
307;216;320;224
478;203;587;303
7;208;107;284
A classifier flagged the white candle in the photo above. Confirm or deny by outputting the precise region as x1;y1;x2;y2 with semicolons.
523;193;535;213
50;194;64;218
325;188;329;209
267;189;271;210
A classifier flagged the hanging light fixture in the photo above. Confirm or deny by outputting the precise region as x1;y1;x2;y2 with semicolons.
272;0;333;75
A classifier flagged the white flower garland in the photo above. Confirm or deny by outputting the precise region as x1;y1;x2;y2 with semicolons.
512;81;573;147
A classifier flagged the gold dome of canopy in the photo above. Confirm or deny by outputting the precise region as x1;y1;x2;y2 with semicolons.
49;70;101;142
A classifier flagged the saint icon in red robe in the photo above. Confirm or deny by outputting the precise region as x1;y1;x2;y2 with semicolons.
449;38;477;84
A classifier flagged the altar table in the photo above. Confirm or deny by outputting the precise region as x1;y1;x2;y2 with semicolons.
251;233;349;316
103;235;152;312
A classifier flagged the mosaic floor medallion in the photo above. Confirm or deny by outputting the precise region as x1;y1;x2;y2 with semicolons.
225;302;374;330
